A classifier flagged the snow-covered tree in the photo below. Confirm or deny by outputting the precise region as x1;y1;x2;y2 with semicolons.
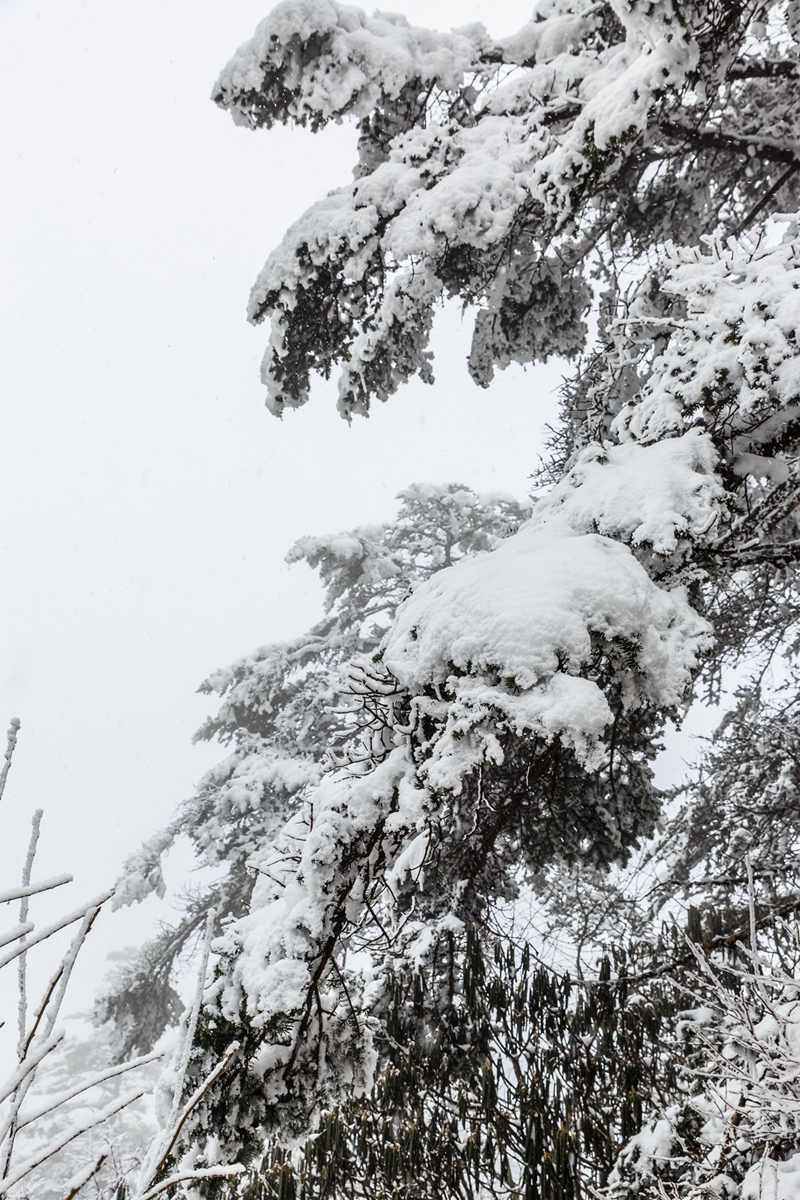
110;0;800;1194
104;484;529;1058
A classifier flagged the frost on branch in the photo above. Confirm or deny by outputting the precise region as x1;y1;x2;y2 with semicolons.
617;232;800;450
213;3;490;133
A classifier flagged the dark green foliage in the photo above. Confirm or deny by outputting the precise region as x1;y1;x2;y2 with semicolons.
210;927;671;1200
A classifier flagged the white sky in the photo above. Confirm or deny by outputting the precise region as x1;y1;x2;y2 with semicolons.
0;0;564;1014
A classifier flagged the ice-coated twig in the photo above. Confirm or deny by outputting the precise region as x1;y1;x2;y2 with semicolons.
0;894;108;1179
133;912;215;1189
0;722;160;1196
0;1086;146;1194
18;809;43;1055
0;719;20;809
0;923;33;952
0;891;112;972
138;1163;246;1200
0;1032;64;1108
16;1048;164;1130
0;875;72;906
166;909;215;1132
19;895;108;1059
0;808;43;1178
131;911;243;1198
63;1152;109;1200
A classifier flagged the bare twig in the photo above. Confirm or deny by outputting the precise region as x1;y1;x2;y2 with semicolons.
63;1152;109;1200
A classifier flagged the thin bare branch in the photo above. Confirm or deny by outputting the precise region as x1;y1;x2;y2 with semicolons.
18;809;43;1056
0;720;20;809
0;875;73;906
0;1087;146;1194
16;1049;164;1131
0;892;112;972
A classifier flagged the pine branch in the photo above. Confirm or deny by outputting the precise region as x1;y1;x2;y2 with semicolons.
659;119;800;167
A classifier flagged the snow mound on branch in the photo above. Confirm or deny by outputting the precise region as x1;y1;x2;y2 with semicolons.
385;522;708;699
248;187;383;312
498;8;590;65
415;672;614;786
214;0;489;128
530;430;722;553
383;520;710;776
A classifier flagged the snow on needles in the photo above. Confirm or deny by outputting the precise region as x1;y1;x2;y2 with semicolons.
211;426;714;1063
616;231;800;448
213;1;489;129
529;430;723;555
384;514;710;785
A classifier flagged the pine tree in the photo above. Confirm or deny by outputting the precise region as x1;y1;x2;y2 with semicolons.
113;1;800;1194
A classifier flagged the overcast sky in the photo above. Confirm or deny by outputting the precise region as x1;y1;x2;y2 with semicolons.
0;0;565;1011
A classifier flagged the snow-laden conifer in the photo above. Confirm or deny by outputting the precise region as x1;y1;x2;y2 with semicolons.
107;2;800;1195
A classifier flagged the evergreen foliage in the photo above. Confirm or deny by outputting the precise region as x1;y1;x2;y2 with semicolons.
103;485;529;1057
107;2;800;1197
